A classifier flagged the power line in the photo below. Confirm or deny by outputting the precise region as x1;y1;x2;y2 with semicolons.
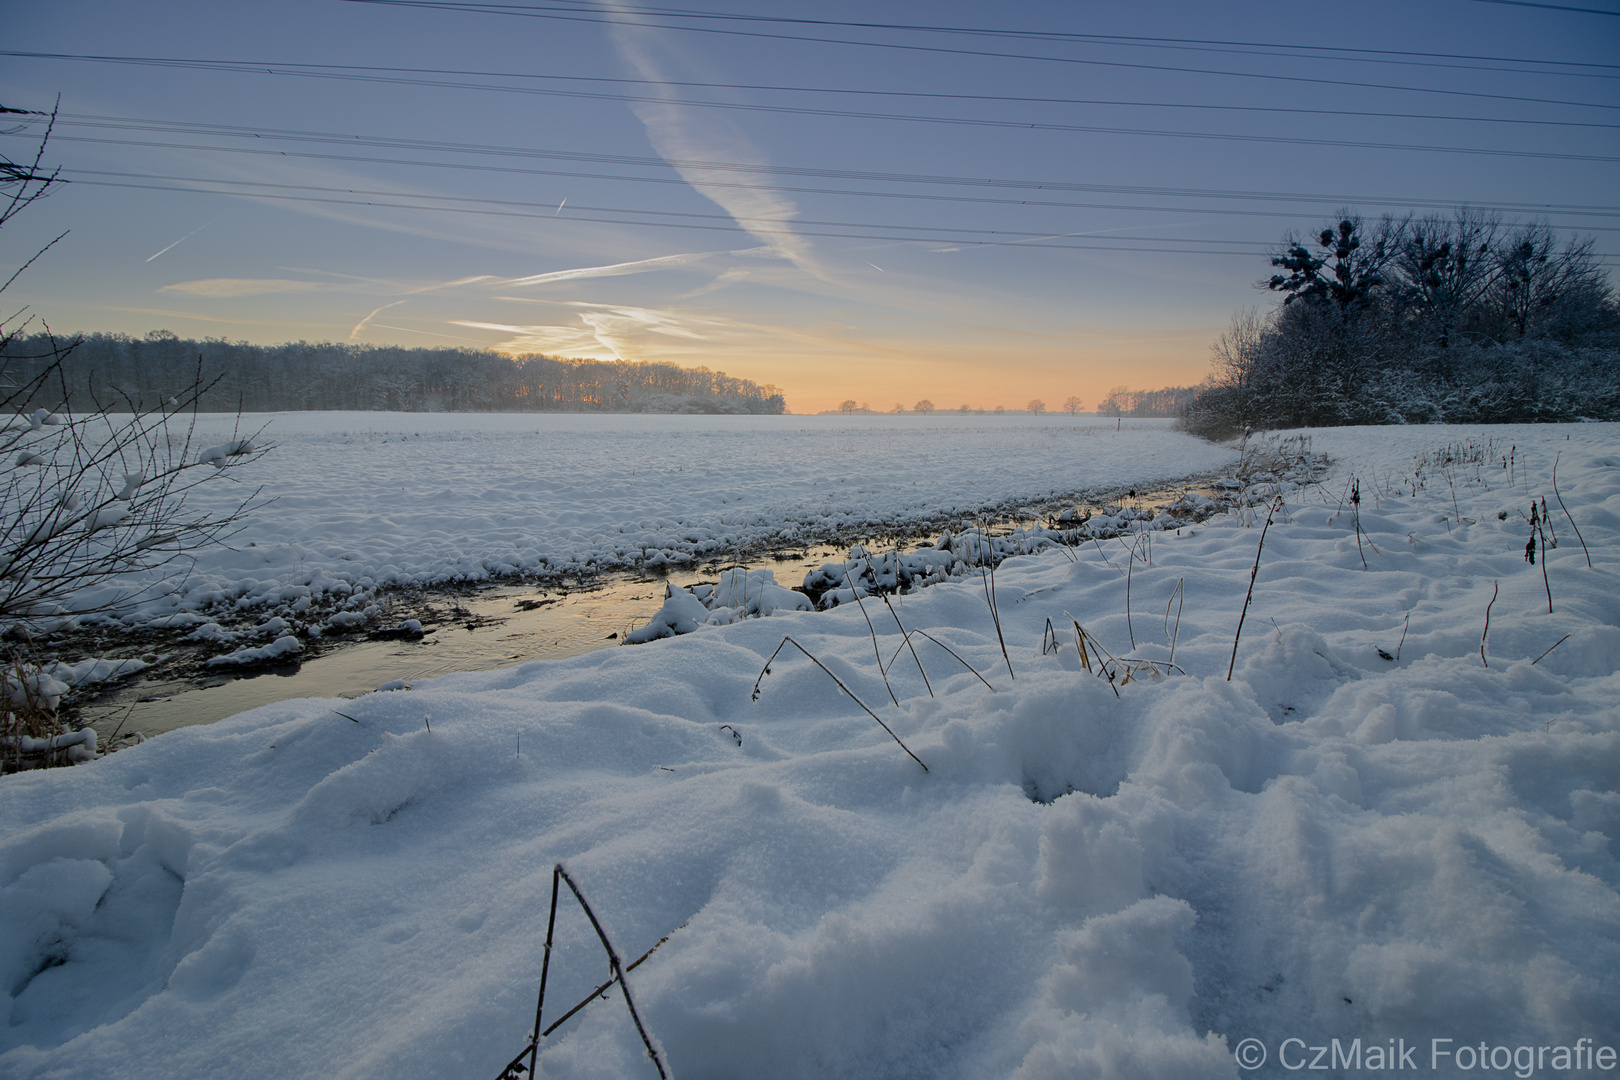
56;174;1620;264
58;166;1620;231
6;51;1614;132
62;171;1284;245
348;0;1620;74
343;0;1620;113
13;124;1616;219
47;110;1620;166
1467;0;1620;14
57;177;1292;255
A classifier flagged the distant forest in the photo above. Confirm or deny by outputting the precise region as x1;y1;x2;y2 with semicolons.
0;333;788;414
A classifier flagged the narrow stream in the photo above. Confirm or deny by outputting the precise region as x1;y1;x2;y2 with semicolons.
75;481;1218;744
77;547;846;740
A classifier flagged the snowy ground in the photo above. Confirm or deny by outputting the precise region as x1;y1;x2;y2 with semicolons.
3;423;1618;1079
75;412;1232;634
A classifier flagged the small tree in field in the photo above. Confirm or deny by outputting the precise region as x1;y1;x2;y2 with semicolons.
839;399;858;414
913;399;934;415
1027;399;1046;414
1062;395;1083;415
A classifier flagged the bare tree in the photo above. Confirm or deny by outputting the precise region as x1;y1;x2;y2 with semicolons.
1062;395;1083;415
1;104;267;633
913;399;934;415
1209;309;1265;390
839;399;858;414
1027;399;1046;414
1097;386;1133;415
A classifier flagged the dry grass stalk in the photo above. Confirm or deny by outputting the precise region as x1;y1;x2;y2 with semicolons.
753;635;928;772
842;566;899;706
974;526;1014;681
1551;453;1592;568
1164;578;1185;667
903;629;996;692
1481;580;1498;667
879;593;933;698
1125;553;1136;650
1227;496;1282;681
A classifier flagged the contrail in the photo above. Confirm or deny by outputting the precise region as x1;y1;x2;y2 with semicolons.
555;198;567;216
145;215;222;262
349;299;408;339
497;249;726;288
598;0;828;281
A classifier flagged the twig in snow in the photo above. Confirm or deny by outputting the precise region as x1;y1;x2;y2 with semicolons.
1227;495;1281;681
1481;580;1498;667
1351;479;1368;569
1396;613;1410;662
1531;634;1571;665
1526;502;1553;614
1551;453;1591;568
498;864;673;1080
752;636;928;772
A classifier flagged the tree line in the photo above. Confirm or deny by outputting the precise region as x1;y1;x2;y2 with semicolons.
1183;210;1619;436
0;332;788;415
1096;385;1200;418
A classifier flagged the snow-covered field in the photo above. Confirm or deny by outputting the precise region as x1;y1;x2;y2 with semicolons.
3;423;1618;1079
81;412;1233;631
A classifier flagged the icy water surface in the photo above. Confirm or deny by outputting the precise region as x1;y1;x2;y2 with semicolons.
79;549;847;738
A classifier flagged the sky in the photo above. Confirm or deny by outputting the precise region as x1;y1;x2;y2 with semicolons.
2;0;1617;414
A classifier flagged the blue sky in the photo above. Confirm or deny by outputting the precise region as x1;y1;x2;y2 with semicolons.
2;0;1616;412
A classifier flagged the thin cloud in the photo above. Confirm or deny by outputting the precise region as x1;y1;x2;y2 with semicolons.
161;278;324;298
455;302;751;359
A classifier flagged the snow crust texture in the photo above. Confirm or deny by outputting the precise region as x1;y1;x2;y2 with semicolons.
1;423;1617;1079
